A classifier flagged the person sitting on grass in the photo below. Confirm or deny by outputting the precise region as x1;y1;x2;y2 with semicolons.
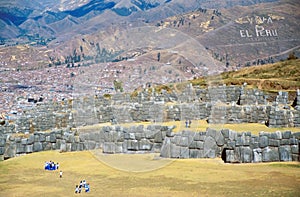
85;183;90;193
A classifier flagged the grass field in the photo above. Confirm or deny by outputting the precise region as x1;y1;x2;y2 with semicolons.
78;120;300;136
0;150;299;197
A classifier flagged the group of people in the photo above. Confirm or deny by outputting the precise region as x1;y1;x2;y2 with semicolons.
44;161;59;171
44;161;91;193
75;180;90;193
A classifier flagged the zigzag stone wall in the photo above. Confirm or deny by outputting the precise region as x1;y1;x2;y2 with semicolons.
2;85;300;135
160;128;300;163
0;125;172;160
1;125;299;163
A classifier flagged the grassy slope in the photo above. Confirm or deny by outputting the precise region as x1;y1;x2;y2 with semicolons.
0;150;299;197
191;59;300;92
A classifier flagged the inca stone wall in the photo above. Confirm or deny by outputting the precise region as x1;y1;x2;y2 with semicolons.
1;125;299;163
2;85;300;134
160;128;300;163
0;125;173;160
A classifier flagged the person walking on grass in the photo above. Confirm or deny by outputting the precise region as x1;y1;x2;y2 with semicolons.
75;185;79;194
59;170;63;178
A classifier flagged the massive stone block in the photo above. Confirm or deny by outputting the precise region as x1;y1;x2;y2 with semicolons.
170;143;181;158
203;136;217;158
60;140;67;152
16;143;25;154
259;136;269;148
25;145;33;153
253;148;262;163
0;138;6;147
240;147;252;163
115;142;123;153
282;131;292;139
103;142;116;153
226;149;240;163
33;142;43;152
180;146;189;159
50;132;56;143
4;143;16;159
139;139;152;150
216;131;225;146
160;138;171;158
262;147;279;162
27;134;35;145
127;140;139;151
279;145;292;161
154;131;163;143
189;149;204;158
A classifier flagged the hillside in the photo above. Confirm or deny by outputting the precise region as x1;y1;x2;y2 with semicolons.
155;0;300;69
190;58;300;91
0;0;299;72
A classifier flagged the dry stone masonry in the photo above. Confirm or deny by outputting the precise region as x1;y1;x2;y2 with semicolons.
2;85;300;134
1;85;300;162
0;125;299;163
